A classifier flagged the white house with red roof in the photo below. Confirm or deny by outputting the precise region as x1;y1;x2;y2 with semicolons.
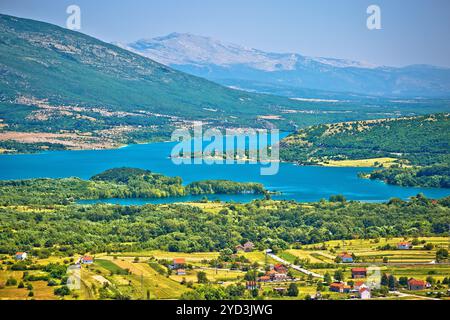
81;256;94;264
397;242;412;250
15;252;27;260
337;252;354;263
359;287;371;299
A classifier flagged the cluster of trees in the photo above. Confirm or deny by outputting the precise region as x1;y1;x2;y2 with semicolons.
368;164;450;188
186;180;265;195
0;168;265;205
1;193;448;255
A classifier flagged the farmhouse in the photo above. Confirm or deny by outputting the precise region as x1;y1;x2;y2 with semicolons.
176;269;186;276
235;245;245;252
243;242;254;252
351;268;367;279
81;256;94;264
359;287;371;300
246;281;258;290
338;253;354;263
258;276;271;282
408;278;428;291
273;273;289;282
274;264;288;274
353;281;366;290
397;242;412;250
329;282;351;293
172;258;186;269
15;252;27;260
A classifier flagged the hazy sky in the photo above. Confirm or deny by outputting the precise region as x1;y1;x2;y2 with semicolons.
1;0;449;67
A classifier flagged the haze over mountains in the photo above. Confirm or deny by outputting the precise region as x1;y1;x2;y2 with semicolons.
120;33;450;98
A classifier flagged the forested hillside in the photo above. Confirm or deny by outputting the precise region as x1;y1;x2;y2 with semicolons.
367;164;450;189
280;114;449;166
280;114;450;188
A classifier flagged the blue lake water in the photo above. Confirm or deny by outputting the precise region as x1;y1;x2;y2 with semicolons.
0;139;449;204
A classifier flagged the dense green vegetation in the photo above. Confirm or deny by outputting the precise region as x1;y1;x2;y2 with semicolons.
367;164;450;188
281;114;449;166
0;168;264;205
0;191;448;254
185;180;265;195
280;114;450;188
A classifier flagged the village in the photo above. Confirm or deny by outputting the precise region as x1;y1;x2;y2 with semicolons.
1;237;449;300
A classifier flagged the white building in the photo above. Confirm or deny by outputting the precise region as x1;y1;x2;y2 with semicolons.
15;252;27;260
359;287;371;300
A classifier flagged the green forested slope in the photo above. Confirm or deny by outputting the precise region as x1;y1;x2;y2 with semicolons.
0;14;305;125
280;114;450;188
280;114;450;166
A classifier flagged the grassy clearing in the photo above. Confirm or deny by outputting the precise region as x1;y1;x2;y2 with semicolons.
95;259;128;275
107;257;189;299
110;250;219;263
320;157;399;168
285;250;333;264
170;268;245;284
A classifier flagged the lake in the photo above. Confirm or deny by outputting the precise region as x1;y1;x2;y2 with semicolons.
0;138;449;204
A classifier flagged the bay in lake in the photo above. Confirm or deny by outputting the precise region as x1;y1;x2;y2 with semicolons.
0;139;449;204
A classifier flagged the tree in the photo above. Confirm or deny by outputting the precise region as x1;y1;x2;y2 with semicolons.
334;270;344;282
388;275;397;290
54;285;71;296
436;248;448;262
287;283;299;297
399;277;408;287
197;271;208;284
381;273;389;287
324;272;332;285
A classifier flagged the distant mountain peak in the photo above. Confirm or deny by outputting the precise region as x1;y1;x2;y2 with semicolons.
121;32;380;71
117;32;450;98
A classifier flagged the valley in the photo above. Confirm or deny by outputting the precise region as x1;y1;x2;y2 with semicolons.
0;11;449;304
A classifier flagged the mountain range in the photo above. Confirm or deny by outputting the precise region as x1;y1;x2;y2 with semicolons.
0;14;311;129
0;14;449;153
120;33;450;98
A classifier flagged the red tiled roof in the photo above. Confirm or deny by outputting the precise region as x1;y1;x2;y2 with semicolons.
15;252;25;255
173;258;186;265
339;253;353;258
398;242;411;246
359;287;370;293
330;283;344;289
354;281;365;287
351;268;367;273
408;279;426;286
82;256;93;261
